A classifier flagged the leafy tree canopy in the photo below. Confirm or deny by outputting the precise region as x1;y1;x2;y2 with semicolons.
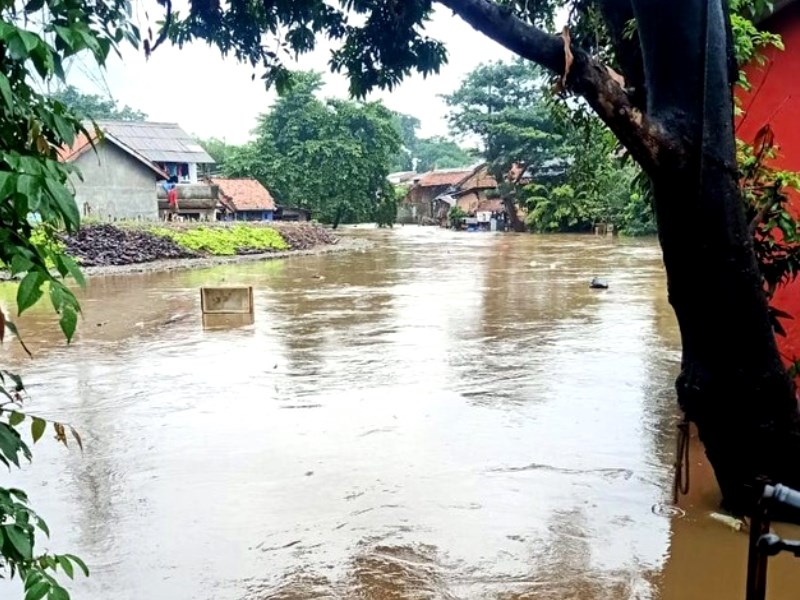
49;85;146;121
445;58;654;234
223;72;401;226
389;112;472;172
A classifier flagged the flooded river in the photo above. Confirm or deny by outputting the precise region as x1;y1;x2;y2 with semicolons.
1;227;799;599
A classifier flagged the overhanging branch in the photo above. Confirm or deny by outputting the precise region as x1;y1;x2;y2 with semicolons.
437;0;681;172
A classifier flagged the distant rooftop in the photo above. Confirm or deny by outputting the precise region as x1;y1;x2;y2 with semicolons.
415;168;475;188
95;121;215;164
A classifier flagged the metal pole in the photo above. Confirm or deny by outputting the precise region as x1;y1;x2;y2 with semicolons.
745;493;772;600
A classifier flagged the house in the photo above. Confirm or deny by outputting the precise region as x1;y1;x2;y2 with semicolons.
431;164;502;226
274;206;312;222
93;122;217;221
398;168;475;224
388;171;418;185
59;130;168;221
448;164;499;214
212;178;276;221
737;0;800;370
60;121;218;221
97;121;214;184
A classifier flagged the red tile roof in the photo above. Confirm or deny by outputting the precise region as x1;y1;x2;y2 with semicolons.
57;131;96;162
416;169;474;188
211;178;276;212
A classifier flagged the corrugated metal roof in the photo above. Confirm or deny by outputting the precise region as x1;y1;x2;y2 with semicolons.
59;130;168;178
95;121;215;164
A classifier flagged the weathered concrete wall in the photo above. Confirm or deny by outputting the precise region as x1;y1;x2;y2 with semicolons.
71;142;159;221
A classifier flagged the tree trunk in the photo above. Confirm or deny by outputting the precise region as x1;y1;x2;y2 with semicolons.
332;205;343;230
633;0;800;513
503;196;525;232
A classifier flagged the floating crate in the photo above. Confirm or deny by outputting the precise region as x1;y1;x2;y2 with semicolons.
200;286;254;315
201;313;255;329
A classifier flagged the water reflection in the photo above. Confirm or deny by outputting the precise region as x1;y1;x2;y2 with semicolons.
0;227;798;599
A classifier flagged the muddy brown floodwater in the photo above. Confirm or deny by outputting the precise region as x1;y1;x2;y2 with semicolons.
1;227;799;599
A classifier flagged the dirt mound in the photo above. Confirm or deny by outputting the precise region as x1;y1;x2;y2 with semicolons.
269;222;337;249
63;224;196;266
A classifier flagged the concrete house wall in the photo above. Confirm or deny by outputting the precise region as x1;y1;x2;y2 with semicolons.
737;1;800;375
70;141;159;221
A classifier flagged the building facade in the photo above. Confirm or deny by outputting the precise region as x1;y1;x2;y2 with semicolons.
61;133;166;221
738;0;800;371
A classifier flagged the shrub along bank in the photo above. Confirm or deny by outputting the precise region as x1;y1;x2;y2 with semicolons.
60;222;337;267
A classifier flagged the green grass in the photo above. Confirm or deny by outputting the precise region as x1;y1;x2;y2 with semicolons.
151;225;290;256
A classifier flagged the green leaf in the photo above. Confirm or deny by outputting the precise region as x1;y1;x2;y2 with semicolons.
57;556;74;579
4;524;32;559
18;30;39;53
51;114;75;147
36;516;49;537
48;280;65;309
9;487;28;501
11;254;34;275
0;171;15;198
24;580;50;600
17;174;42;212
43;179;80;232
6;320;32;357
9;411;25;426
59;304;78;343
0;73;13;108
63;554;89;577
31;417;46;443
24;570;43;591
17;270;45;314
48;585;69;600
56;255;85;287
0;422;22;466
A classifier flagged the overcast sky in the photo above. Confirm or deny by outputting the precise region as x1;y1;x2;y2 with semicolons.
65;6;516;145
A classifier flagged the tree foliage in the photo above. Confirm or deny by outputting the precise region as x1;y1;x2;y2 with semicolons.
193;137;235;166
49;85;146;122
222;72;401;226
0;0;139;596
389;113;472;173
446;59;654;235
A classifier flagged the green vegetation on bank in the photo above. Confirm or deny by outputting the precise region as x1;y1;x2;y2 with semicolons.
151;225;289;256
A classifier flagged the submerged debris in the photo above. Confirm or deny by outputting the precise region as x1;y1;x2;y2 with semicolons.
709;512;746;532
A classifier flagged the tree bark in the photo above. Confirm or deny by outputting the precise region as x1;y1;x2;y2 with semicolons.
442;0;800;513
633;0;800;513
502;195;525;232
332;205;343;229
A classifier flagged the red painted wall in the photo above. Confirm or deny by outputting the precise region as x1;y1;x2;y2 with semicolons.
737;3;800;371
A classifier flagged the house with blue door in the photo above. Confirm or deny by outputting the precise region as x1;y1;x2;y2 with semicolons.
212;178;277;221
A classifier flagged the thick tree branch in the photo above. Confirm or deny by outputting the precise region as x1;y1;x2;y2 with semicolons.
597;0;647;109
437;0;679;173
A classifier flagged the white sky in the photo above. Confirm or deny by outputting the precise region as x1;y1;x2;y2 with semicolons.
66;6;516;145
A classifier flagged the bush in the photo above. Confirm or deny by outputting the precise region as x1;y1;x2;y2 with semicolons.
152;225;290;255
